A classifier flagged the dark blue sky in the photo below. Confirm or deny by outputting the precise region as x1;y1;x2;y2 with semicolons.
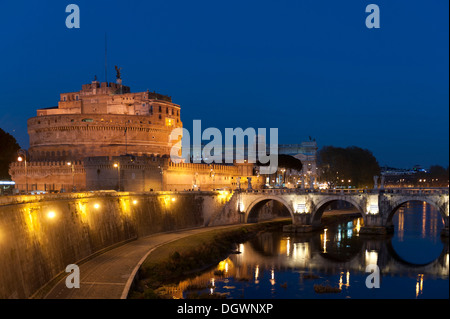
0;0;448;168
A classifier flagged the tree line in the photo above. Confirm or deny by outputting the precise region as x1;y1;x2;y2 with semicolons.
317;146;380;188
0;128;21;180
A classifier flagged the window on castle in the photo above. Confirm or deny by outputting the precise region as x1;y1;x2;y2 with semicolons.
165;118;174;127
159;114;162;120
158;106;161;112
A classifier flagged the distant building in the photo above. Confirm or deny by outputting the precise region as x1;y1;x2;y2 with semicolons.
381;165;447;188
278;141;318;188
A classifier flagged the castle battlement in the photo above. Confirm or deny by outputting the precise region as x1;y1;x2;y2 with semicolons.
10;160;84;168
168;161;239;174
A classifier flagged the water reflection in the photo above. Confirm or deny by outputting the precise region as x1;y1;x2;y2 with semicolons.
170;202;448;299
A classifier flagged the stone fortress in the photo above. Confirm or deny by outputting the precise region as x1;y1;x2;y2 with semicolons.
9;70;317;193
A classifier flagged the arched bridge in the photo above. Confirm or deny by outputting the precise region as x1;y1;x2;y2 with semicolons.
226;188;449;235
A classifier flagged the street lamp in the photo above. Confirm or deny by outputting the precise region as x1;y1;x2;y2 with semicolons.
17;149;28;194
210;167;215;190
67;161;75;192
114;162;120;191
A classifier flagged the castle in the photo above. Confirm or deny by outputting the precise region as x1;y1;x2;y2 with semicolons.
9;75;259;192
9;73;317;193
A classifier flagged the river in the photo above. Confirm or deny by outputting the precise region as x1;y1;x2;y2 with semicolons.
169;201;449;299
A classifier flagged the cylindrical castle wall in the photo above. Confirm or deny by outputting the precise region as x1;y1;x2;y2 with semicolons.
27;113;182;161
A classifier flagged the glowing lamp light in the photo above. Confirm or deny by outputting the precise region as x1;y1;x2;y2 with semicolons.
132;200;138;205
171;197;176;202
47;211;56;219
368;205;379;215
94;203;100;209
365;250;378;266
18;156;23;162
296;203;306;214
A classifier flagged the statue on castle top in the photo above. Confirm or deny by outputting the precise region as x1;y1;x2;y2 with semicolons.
115;65;122;79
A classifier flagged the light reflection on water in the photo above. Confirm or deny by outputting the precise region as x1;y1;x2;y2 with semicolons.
171;202;448;299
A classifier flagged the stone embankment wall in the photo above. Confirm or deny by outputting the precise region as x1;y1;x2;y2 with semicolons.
0;191;229;299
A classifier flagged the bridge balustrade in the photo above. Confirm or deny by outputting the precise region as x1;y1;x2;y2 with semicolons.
383;188;449;195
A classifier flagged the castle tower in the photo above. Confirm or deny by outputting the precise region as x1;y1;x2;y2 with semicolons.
27;79;182;161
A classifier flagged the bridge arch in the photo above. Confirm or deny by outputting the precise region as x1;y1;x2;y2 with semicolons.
386;197;448;228
245;196;294;223
311;197;366;227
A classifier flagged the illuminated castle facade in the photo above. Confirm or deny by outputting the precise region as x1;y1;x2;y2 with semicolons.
10;77;258;192
28;80;182;161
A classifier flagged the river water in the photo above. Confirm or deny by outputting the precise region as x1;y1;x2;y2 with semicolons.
172;202;449;299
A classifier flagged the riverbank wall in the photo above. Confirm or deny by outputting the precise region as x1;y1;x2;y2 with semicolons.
0;191;227;299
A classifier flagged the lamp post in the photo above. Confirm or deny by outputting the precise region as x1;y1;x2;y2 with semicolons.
210;167;215;190
17;149;28;194
158;165;164;191
67;161;75;192
114;162;121;191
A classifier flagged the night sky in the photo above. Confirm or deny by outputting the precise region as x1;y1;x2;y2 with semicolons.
0;0;448;168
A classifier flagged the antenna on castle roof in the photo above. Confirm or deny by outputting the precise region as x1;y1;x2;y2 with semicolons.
105;32;108;86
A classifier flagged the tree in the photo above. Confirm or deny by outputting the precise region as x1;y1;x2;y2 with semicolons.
318;146;380;188
257;154;303;187
0;128;21;180
278;154;303;172
256;154;303;172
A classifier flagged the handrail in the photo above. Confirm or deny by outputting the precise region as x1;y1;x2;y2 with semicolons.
238;187;449;195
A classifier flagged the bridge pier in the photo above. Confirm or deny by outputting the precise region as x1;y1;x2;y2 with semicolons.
359;225;394;235
282;224;315;233
359;213;394;235
282;214;315;233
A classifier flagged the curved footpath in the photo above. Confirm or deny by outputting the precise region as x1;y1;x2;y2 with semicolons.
43;225;237;299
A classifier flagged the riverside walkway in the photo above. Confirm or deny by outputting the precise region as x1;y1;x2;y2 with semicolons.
44;225;236;299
